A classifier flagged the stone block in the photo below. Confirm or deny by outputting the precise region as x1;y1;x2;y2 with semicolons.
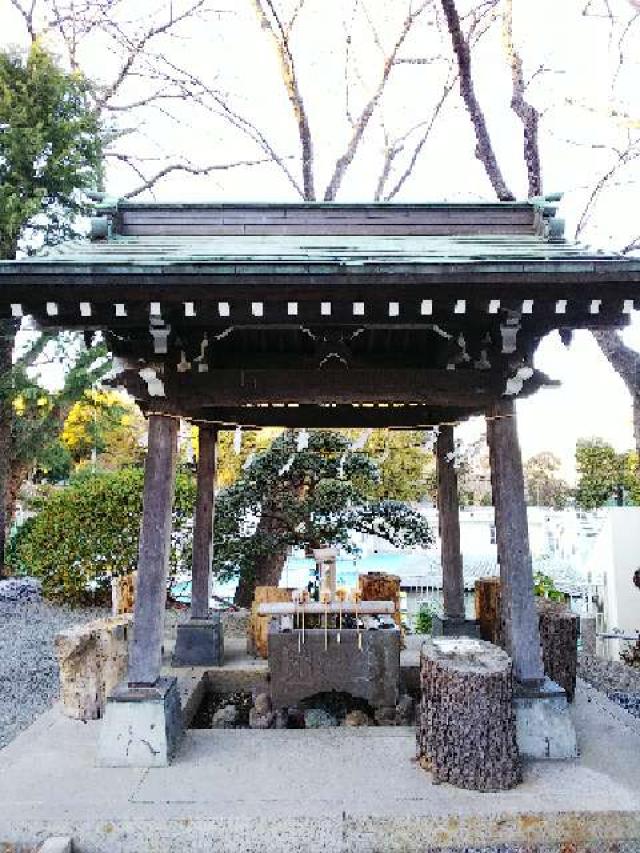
172;617;224;667
431;615;480;639
268;626;400;709
55;615;133;721
97;676;183;767
513;677;578;760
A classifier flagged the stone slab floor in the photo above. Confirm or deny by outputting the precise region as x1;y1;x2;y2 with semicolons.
0;679;638;853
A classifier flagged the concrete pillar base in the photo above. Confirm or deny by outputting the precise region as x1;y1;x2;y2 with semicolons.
173;616;224;667
513;677;578;760
432;615;480;639
97;676;183;768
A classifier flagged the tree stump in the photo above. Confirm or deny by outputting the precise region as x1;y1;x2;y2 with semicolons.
536;599;578;702
358;571;401;628
248;586;295;658
475;576;503;645
475;577;578;703
417;637;521;792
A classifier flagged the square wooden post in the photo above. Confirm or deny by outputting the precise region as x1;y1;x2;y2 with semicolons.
486;400;544;685
98;413;184;767
436;425;465;621
128;413;179;686
172;423;224;666
191;424;217;619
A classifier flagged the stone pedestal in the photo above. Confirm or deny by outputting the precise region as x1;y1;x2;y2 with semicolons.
431;615;480;639
513;677;578;760
173;616;224;667
97;676;183;767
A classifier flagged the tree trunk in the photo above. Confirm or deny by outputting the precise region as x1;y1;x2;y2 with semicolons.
592;330;640;459
234;542;288;609
0;319;17;578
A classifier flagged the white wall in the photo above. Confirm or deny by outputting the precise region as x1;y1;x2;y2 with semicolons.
607;508;640;635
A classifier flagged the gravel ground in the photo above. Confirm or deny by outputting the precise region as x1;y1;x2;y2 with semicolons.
0;597;107;750
578;652;640;719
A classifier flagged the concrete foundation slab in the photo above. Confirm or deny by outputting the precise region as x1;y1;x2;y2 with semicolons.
1;678;639;851
96;676;183;767
172;617;224;667
268;626;400;708
431;615;481;638
514;677;578;759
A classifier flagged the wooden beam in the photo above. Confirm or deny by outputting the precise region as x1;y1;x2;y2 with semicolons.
191;425;217;620
158;367;518;407
176;404;476;429
128;414;179;686
436;425;465;620
486;400;544;685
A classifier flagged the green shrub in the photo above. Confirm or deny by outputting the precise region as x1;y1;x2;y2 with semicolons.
533;571;565;602
414;601;438;634
7;467;195;605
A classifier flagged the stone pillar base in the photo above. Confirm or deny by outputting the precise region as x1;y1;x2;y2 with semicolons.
173;616;224;667
514;677;578;760
432;615;480;639
97;676;183;767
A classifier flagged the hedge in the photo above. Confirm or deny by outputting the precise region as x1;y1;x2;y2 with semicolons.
8;466;195;604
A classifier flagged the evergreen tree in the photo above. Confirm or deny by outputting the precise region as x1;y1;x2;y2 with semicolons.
213;430;433;607
0;43;103;573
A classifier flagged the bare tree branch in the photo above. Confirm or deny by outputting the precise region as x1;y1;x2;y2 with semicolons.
324;0;431;201
502;0;542;196
251;0;315;199
8;0;38;41
575;145;640;238
109;153;290;198
439;0;515;201
383;75;456;200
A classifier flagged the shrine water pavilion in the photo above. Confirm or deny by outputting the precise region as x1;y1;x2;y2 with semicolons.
1;196;639;767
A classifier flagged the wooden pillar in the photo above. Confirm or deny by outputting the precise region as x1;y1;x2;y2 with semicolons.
486;400;544;685
191;424;217;620
436;425;465;620
128;414;179;686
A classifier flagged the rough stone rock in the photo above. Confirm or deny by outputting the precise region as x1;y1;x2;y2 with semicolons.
344;709;371;727
249;707;276;729
54;614;133;721
211;704;238;728
304;708;338;728
253;692;272;715
417;637;521;792
396;694;415;726
0;576;41;602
